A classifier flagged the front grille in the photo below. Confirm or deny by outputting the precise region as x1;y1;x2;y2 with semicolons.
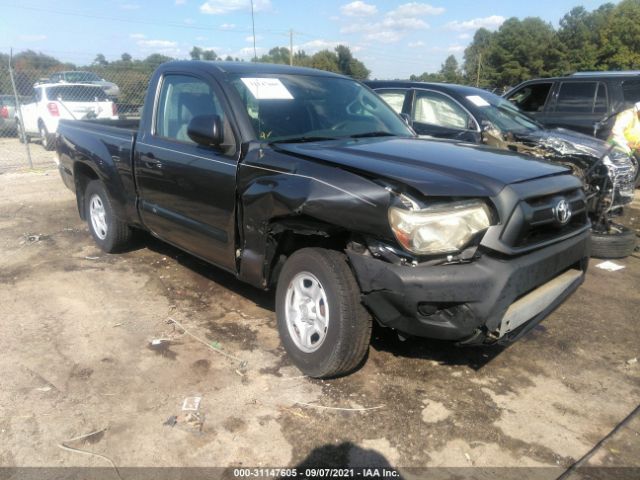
501;188;589;249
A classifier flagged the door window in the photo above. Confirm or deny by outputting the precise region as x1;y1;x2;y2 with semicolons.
155;74;228;147
507;82;552;112
413;90;475;130
377;90;407;114
555;82;598;113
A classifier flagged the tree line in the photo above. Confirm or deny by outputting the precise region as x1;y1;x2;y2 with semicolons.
411;0;640;90
0;44;368;106
3;0;640;100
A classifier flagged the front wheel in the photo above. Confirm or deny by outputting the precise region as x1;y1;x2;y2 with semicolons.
84;180;133;253
590;224;637;259
275;248;372;378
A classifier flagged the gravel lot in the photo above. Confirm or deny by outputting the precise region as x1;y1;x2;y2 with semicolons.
0;143;639;477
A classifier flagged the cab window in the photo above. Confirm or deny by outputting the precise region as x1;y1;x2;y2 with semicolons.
155;74;234;154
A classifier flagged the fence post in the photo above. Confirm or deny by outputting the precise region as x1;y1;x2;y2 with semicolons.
8;48;33;169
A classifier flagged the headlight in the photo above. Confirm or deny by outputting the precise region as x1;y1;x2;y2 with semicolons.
388;200;492;255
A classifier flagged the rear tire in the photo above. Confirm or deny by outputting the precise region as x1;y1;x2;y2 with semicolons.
275;248;372;378
590;224;637;259
17;120;29;144
39;123;55;151
84;180;133;253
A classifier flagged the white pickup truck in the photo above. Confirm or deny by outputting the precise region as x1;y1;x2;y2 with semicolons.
17;83;118;150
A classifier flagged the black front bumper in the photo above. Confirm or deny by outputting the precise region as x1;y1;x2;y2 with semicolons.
348;231;590;344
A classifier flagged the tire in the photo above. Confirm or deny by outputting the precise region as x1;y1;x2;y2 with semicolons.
16;121;29;144
39;123;55;151
275;248;372;378
590;225;637;259
84;180;133;253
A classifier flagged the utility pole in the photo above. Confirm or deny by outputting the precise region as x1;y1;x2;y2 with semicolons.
250;0;257;61
289;29;293;66
476;52;482;87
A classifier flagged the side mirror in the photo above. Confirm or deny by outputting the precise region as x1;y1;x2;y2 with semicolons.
400;112;413;127
187;114;223;147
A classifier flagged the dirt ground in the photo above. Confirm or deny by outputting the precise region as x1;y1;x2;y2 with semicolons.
1;150;639;477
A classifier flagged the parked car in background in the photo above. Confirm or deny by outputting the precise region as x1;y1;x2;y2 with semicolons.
367;80;638;258
17;83;118;150
0;95;18;136
55;61;591;377
46;71;120;98
504;72;640;140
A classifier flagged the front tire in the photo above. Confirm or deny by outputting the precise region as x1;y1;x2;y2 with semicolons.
276;248;372;378
84;180;133;253
590;224;637;259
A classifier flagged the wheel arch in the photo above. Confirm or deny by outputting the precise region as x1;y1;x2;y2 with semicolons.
264;216;353;289
73;162;100;220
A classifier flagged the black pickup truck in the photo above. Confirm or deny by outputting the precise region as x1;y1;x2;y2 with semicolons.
56;61;590;378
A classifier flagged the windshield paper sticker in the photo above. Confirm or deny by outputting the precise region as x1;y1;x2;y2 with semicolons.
466;95;490;107
241;78;294;100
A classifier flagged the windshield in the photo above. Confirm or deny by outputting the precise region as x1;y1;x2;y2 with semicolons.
230;74;413;142
471;91;542;133
64;72;102;82
47;86;109;102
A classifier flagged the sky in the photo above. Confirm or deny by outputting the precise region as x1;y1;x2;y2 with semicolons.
0;0;616;79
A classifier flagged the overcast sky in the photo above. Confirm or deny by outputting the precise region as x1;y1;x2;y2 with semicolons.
0;0;615;78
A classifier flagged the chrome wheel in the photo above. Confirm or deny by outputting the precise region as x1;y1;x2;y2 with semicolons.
89;194;108;240
284;271;329;353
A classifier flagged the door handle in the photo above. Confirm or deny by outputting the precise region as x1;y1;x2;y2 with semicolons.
143;152;161;169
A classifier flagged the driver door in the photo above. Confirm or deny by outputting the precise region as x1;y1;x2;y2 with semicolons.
135;73;239;271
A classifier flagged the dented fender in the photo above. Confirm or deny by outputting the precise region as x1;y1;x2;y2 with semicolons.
236;143;394;288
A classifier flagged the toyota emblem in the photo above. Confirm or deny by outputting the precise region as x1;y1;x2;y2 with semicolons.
553;199;572;225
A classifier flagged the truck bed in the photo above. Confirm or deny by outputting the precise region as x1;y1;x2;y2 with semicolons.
56;118;140;227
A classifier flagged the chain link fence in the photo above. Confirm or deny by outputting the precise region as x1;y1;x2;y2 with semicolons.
0;62;151;173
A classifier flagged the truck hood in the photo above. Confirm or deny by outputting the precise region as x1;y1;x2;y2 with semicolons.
274;137;569;197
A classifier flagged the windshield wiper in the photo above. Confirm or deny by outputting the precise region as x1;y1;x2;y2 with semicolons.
350;131;396;138
269;136;338;144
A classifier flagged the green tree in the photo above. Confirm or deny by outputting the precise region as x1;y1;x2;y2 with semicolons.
93;53;108;66
440;55;461;83
463;28;495;87
596;0;640;69
121;53;132;63
257;47;291;64
335;45;370;79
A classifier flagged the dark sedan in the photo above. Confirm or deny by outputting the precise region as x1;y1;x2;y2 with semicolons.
366;80;638;258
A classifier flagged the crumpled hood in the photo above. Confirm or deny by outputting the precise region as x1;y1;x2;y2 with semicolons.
511;127;608;161
275;137;569;197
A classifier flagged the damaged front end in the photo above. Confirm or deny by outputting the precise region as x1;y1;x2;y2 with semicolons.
346;177;590;345
482;125;638;228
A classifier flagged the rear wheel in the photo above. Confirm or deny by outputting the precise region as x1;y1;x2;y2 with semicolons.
39;123;55;151
16;120;29;144
275;248;372;378
84;180;133;253
590;224;637;259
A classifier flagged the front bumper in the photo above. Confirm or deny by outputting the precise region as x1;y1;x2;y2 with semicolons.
348;230;590;344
